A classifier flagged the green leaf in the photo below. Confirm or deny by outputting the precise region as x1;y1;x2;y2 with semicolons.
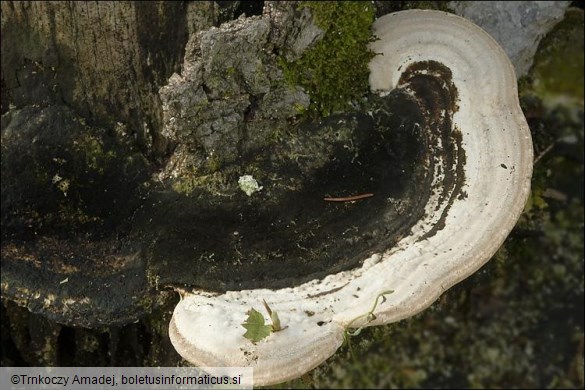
241;308;272;343
263;299;286;332
270;310;282;332
262;299;273;316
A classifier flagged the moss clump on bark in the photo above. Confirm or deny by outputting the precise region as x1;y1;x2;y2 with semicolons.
530;8;584;106
279;1;376;117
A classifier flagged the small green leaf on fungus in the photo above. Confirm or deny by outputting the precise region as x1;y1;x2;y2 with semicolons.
263;299;286;332
270;310;282;332
241;308;272;343
262;299;273;316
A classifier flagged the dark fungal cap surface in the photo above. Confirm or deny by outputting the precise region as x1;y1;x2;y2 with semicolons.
139;61;466;292
134;100;428;291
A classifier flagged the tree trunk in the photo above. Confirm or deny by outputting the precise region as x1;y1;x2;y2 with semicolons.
0;0;242;367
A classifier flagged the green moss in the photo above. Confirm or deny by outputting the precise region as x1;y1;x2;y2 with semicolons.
171;176;199;195
170;167;203;195
170;160;221;196
279;1;376;117
530;8;584;107
171;169;235;197
73;133;117;175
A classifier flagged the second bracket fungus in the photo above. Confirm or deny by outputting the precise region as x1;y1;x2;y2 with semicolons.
169;10;533;385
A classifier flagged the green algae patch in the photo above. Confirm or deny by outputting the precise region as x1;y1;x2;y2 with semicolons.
279;1;376;116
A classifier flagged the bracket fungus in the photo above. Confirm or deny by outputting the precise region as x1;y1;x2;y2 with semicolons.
169;10;533;385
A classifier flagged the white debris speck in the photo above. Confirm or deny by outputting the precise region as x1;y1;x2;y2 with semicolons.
52;174;62;184
238;175;263;196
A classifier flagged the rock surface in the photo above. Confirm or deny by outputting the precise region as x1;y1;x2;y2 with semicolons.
449;1;572;77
